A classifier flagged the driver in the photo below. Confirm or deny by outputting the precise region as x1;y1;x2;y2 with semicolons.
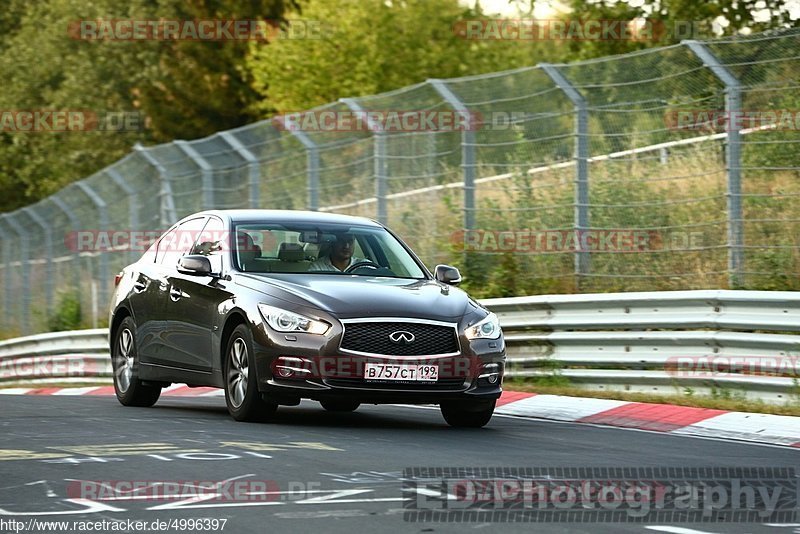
308;232;365;272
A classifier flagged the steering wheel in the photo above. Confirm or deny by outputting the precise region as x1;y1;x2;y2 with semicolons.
344;260;381;273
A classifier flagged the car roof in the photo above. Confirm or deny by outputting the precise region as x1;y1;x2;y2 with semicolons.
181;209;384;228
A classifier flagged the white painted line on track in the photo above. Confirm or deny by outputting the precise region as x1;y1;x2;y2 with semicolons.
645;527;723;534
53;386;103;395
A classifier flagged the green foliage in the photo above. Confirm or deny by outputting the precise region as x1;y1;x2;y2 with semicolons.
246;0;555;113
0;0;289;212
562;0;799;58
46;292;83;332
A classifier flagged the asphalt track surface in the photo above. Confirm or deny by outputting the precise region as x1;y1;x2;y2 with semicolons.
1;395;798;534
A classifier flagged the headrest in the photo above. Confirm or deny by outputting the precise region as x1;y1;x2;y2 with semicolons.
303;242;319;258
278;242;305;262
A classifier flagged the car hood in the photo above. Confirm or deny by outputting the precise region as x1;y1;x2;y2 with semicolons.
237;274;472;321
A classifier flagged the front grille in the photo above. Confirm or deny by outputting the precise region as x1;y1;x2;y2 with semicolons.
340;321;459;356
325;377;467;391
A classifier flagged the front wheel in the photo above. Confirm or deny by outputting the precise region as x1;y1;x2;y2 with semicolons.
112;317;161;407
224;325;277;422
440;399;496;428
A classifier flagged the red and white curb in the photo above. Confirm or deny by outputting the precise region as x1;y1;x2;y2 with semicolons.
2;386;798;448
495;392;800;449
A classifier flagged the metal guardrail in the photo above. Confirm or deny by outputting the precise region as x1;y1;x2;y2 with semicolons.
1;290;799;402
487;290;800;402
0;328;111;385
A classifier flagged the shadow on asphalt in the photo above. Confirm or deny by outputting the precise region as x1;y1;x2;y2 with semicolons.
137;398;501;431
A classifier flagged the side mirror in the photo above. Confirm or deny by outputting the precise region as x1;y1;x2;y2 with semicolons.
434;264;462;285
177;255;213;276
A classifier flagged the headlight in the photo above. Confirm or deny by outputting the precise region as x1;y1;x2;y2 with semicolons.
258;304;330;335
465;312;501;340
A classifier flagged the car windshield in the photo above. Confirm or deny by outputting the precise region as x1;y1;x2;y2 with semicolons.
233;222;427;279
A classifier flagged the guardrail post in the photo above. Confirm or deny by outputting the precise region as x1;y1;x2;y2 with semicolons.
429;79;476;233
219;131;261;208
106;167;141;266
175;140;214;210
1;214;30;334
75;183;110;312
541;64;590;287
684;40;744;288
134;143;177;227
341;98;388;224
21;207;54;314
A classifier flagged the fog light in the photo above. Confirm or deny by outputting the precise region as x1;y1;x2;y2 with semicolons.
276;366;295;378
478;363;501;385
272;356;313;380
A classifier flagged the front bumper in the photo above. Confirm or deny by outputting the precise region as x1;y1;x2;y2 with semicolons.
250;321;505;405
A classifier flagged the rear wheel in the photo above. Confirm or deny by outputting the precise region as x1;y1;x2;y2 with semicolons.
112;317;161;407
224;324;277;422
320;400;360;412
440;399;496;428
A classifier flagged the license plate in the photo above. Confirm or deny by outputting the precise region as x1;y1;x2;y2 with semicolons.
364;363;438;381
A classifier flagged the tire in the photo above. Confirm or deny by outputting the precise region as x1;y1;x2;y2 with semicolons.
224;324;277;422
320;399;360;412
112;317;161;407
440;399;496;428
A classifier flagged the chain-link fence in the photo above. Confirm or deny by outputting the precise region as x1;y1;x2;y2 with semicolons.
1;27;799;336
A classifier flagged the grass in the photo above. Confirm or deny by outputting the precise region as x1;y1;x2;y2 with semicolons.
504;378;800;417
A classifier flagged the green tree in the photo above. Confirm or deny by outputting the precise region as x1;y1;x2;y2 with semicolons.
559;0;799;59
132;0;291;140
0;0;290;211
246;0;555;113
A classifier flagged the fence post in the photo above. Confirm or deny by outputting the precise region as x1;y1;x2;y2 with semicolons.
341;98;388;224
75;182;110;311
21;206;54;314
276;123;320;211
219;131;261;208
0;231;9;333
684;40;744;288
50;196;82;298
1;214;30;334
541;64;590;285
175;140;214;210
429;79;476;233
134;143;177;226
106;167;141;266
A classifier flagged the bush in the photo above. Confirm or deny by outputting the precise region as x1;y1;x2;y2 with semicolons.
46;292;83;332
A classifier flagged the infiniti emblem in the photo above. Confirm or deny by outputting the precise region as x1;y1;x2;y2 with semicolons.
389;330;415;345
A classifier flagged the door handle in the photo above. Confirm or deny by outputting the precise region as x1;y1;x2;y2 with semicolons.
133;280;147;293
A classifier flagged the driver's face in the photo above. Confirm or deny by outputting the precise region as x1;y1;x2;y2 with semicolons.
331;236;354;262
